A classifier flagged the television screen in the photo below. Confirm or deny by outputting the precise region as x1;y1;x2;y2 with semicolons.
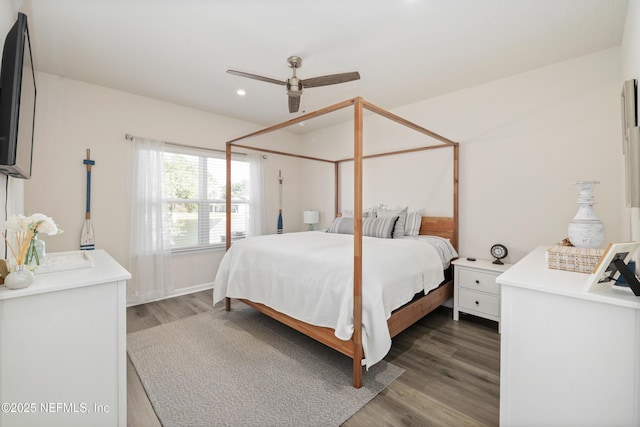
0;13;36;179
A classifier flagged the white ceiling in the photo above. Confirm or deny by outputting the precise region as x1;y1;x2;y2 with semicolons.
19;0;629;130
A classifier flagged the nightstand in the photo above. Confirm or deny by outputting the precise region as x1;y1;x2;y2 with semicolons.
452;258;511;332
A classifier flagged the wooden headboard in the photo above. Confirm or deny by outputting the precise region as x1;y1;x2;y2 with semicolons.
419;216;457;249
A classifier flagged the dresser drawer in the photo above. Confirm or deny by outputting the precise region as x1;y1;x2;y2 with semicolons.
458;289;500;317
458;268;500;294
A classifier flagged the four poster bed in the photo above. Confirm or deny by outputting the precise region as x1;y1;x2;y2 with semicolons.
214;97;459;388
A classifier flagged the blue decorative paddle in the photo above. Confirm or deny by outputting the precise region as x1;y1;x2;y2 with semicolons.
80;149;95;250
277;170;283;234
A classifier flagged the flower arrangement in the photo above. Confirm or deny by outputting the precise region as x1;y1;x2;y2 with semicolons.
2;213;62;268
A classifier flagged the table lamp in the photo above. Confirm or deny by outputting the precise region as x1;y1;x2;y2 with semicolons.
303;210;319;231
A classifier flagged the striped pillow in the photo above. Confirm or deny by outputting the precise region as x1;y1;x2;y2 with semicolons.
404;209;423;236
376;206;408;238
326;216;399;238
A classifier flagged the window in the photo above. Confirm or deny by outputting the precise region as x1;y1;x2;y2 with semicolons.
163;146;249;250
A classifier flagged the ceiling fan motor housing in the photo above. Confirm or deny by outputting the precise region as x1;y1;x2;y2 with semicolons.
287;77;302;96
287;56;302;69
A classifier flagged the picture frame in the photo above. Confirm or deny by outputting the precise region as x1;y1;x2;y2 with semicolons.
627;126;640;207
622;79;639;206
583;242;640;295
621;79;637;154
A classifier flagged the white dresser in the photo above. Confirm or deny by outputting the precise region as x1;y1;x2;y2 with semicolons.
0;250;130;427
452;258;510;331
497;246;640;427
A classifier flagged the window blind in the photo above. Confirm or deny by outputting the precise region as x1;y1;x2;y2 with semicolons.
163;145;249;250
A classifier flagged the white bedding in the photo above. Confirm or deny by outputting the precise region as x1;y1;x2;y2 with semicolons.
213;231;457;368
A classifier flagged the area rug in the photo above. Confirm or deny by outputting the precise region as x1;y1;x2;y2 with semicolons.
127;305;404;427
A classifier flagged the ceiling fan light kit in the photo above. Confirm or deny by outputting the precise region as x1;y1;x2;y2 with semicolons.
227;56;360;113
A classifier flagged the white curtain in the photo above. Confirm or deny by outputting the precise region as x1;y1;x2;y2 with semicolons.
248;153;266;236
127;137;174;304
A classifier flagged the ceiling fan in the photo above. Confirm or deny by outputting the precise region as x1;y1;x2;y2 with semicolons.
227;56;360;113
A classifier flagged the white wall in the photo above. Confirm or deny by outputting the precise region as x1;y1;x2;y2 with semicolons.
24;73;304;295
622;0;640;251
0;5;14;49
622;0;640;81
416;48;623;263
300;49;624;263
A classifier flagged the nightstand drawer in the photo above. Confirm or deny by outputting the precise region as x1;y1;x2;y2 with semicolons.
458;289;500;317
458;268;500;294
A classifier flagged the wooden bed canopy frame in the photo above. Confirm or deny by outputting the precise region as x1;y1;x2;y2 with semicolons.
224;96;459;388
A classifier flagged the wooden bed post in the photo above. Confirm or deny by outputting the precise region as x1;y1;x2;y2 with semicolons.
353;98;364;389
453;143;459;250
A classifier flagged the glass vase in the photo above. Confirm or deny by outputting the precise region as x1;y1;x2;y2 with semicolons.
26;234;46;267
4;264;34;289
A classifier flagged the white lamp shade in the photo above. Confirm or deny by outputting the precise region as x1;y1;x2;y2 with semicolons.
303;210;319;224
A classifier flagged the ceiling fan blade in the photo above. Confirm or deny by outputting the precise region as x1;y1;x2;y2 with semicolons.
301;71;360;88
226;69;286;86
288;95;301;113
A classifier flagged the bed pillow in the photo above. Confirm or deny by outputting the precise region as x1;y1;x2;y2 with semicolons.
404;209;423;236
376;206;408;238
341;206;376;218
326;215;399;238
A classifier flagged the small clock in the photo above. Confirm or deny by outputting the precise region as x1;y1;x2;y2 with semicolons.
490;244;508;265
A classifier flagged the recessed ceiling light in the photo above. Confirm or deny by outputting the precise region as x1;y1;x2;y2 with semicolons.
236;89;246;96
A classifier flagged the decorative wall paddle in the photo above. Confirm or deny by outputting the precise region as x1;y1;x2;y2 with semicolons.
277;170;283;234
80;149;95;250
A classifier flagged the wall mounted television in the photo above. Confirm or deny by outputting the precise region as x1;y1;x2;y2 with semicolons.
0;12;36;179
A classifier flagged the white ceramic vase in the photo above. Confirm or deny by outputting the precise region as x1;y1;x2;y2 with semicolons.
568;181;605;248
4;264;34;290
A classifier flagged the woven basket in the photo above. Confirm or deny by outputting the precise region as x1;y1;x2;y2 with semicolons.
546;245;604;274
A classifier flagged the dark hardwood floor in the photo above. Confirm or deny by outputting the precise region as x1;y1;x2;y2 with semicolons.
127;290;500;427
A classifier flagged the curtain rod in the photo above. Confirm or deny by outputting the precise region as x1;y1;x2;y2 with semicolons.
124;133;257;157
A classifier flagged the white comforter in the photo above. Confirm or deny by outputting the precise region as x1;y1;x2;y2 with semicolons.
213;231;453;368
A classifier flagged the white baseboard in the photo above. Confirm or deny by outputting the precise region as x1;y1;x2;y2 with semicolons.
127;282;214;307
